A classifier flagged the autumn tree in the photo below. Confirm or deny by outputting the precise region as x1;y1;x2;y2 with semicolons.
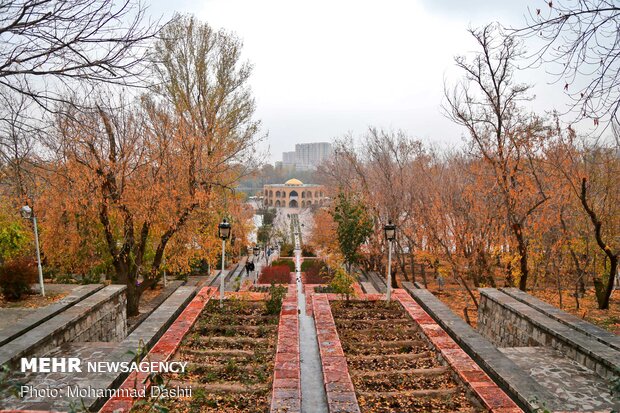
444;24;550;291
0;0;161;240
545;126;619;309
42;16;262;315
331;191;373;274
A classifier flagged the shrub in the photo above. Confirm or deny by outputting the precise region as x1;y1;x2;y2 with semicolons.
258;265;291;284
0;256;37;300
265;282;287;315
301;246;316;257
279;242;295;257
329;267;355;301
301;260;329;284
271;259;295;272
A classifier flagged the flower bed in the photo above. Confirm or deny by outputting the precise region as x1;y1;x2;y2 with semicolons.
301;260;329;284
131;298;280;413
331;300;485;413
270;259;296;272
259;265;292;284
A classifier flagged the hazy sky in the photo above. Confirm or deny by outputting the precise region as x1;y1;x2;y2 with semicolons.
147;0;573;162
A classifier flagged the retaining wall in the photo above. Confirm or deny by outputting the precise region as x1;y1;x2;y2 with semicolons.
402;282;559;411
0;284;104;347
0;285;126;368
478;288;620;381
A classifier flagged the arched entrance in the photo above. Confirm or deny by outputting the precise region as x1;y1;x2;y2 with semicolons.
275;200;281;207
289;199;298;208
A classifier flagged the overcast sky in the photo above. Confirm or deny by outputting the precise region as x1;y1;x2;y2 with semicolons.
147;0;574;163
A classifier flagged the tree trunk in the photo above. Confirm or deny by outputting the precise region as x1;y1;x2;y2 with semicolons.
579;178;618;310
513;223;529;291
594;255;618;310
126;282;141;317
410;252;416;283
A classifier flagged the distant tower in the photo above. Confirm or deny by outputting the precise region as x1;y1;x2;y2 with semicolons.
281;142;333;170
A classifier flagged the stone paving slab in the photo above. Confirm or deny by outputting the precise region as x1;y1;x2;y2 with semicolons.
479;288;620;381
403;283;559;411
501;288;620;352
225;257;248;291
271;284;301;413
313;294;361;413
0;285;198;412
116;286;197;360
0;284;103;346
100;287;217;413
393;289;523;412
0;309;34;332
127;281;183;333
0;285;124;368
363;270;386;294
359;281;378;294
500;347;618;412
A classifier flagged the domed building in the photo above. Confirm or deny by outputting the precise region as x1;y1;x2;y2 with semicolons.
263;178;326;208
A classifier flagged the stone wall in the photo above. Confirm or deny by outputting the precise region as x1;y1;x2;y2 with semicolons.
0;284;103;346
478;288;620;381
0;285;127;368
403;283;559;411
478;290;541;348
68;286;126;343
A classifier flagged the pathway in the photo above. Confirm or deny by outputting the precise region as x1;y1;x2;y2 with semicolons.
292;214;329;413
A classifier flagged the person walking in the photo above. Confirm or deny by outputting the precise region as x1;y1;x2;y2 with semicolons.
249;261;256;284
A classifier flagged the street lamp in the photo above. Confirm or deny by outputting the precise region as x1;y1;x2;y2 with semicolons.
384;220;396;302
20;206;45;297
218;218;231;307
253;246;260;284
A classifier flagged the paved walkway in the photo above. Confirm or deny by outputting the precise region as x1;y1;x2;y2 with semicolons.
500;346;617;411
292;215;329;413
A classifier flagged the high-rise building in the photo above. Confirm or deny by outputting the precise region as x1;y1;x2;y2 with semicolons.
282;151;296;167
281;142;332;170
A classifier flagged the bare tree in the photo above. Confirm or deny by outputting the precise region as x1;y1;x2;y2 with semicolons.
0;92;38;202
0;0;159;110
444;24;549;291
513;0;620;125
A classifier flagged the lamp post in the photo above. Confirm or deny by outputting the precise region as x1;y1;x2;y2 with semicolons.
253;246;260;284
384;220;396;302
218;218;231;307
20;205;45;297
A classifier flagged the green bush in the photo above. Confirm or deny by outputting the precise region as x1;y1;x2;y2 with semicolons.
301;246;316;257
265;282;287;315
0;256;37;300
329;267;355;301
279;243;295;257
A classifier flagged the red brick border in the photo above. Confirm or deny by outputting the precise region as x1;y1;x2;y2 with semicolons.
0;410;63;413
392;289;523;412
313;294;361;413
270;284;301;413
99;287;217;413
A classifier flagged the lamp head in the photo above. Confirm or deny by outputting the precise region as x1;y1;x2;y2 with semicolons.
384;220;396;241
20;205;33;219
218;218;231;240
